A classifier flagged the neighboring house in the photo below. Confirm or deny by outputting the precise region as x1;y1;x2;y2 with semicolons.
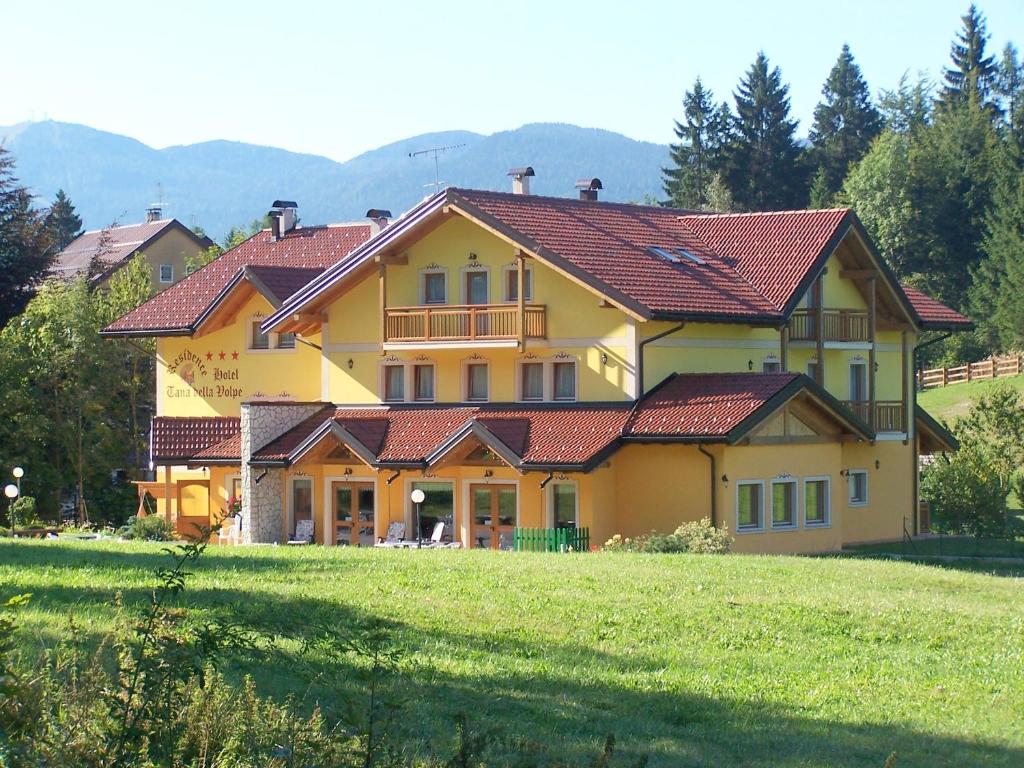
102;181;970;554
53;208;213;291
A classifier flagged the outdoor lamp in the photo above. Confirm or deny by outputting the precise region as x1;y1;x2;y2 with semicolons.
411;488;426;547
12;466;23;494
5;483;18;536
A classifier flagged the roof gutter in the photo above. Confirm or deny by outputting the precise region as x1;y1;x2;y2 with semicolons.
636;323;684;399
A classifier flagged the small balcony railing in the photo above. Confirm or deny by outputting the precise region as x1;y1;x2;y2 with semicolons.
790;309;870;342
842;400;905;433
384;304;547;343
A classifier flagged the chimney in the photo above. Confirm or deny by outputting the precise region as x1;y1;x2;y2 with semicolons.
575;178;603;202
508;166;535;195
272;200;298;236
268;210;282;241
366;208;393;233
145;204;163;223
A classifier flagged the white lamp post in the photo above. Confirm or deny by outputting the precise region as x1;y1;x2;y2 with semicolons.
5;483;19;536
12;466;23;496
410;488;426;547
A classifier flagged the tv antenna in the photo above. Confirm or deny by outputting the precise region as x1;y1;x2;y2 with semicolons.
408;143;466;195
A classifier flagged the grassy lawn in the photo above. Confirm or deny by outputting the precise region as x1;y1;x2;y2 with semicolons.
1;539;1022;767
917;373;1024;422
847;537;1024;577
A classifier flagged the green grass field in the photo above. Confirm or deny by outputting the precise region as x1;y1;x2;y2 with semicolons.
918;373;1024;422
1;539;1022;767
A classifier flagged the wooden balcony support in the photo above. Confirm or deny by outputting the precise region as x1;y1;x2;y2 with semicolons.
384;303;547;343
517;250;526;352
868;276;877;420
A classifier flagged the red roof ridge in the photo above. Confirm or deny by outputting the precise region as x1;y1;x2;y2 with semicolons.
678;207;851;221
448;187;699;216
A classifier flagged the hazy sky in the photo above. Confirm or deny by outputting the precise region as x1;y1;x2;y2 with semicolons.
5;1;1023;161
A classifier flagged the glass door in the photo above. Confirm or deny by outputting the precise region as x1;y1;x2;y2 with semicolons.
333;482;374;546
466;270;489;336
470;484;516;550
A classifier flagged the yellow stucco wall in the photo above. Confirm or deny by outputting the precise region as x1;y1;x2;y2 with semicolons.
137;226;207;293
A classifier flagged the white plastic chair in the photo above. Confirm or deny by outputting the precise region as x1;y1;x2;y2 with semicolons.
288;518;314;544
218;516;240;545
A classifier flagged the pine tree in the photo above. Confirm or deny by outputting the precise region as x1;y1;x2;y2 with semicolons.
724;52;809;211
662;78;731;209
937;4;999;114
46;189;83;251
809;45;882;206
995;44;1024;153
879;73;933;133
0;146;54;327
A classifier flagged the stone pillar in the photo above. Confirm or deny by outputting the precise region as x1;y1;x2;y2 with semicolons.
240;401;329;544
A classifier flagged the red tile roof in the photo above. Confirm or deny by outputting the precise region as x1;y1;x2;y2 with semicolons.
54;219;212;281
246;265;326;306
902;284;973;328
151;416;240;463
249;372;869;470
189;434;242;464
103;223;371;335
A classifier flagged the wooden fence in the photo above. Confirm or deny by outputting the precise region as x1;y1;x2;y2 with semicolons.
918;354;1024;389
513;526;591;553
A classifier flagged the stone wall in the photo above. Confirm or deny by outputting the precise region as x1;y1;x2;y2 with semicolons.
240;402;327;544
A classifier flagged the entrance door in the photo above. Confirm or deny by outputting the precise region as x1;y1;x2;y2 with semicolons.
466;270;489;336
470;484;516;550
333;482;375;546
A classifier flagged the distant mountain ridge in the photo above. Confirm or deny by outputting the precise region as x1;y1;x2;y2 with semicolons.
0;120;668;239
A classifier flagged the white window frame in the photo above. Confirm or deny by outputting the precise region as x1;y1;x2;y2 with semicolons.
501;264;533;303
770;478;799;530
419;267;449;305
547;480;580;529
379;360;436;403
461;359;490;403
803;475;831;527
247;315;297;353
460;265;490;304
515;357;578;403
848;469;869;506
287;475;314;539
406;478;456;539
224;473;241;507
381;363;406;402
412;363;436;402
806;358;819;380
762;355;781;373
159;263;173;283
735;480;765;533
849;360;868;401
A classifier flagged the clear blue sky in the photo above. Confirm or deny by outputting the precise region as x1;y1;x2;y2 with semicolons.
5;0;1022;161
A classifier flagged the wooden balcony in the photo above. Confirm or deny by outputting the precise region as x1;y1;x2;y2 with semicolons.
384;304;547;344
841;400;906;433
790;309;870;342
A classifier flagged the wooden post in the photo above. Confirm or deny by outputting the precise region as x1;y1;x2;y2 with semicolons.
780;326;789;371
516;250;526;351
867;277;876;428
378;264;387;351
814;278;825;386
163;465;173;524
901;330;909;434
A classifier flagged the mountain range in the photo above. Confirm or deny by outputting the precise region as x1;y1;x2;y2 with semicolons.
0;121;669;240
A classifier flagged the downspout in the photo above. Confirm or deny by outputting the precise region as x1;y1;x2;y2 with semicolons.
539;472;554;490
385;470;402;485
697;445;717;528
913;331;952;380
636;322;685;398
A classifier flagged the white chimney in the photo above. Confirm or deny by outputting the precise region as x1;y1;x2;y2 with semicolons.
272;200;298;236
366;208;393;233
145;204;162;223
508;166;535;195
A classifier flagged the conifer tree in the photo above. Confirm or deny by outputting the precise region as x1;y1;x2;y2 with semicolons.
46;189;83;251
0;146;53;327
662;78;731;209
809;45;882;206
937;4;999;114
995;44;1024;152
724;52;808;211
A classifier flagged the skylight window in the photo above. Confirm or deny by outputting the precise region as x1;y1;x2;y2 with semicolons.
648;246;706;266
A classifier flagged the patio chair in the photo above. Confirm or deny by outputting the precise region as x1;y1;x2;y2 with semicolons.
287;518;314;545
375;522;411;548
217;516;240;545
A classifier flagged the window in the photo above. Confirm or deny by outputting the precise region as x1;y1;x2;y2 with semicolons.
521;363;544;401
807;360;819;382
804;477;830;526
411;481;454;540
250;319;270;350
159;264;173;283
466;363;488;402
465;270;488;305
503;266;533;302
849;361;867;402
553;362;576;401
384;365;404;402
848;470;868;506
413;364;435;401
763;360;782;373
422;271;447;304
277;332;296;349
736;482;764;531
771;479;797;528
551;483;577;529
290;478;313;538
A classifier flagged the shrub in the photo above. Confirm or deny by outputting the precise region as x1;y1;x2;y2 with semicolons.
8;496;37;529
118;513;176;541
602;518;732;554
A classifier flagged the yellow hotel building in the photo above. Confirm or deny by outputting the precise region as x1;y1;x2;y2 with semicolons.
103;176;968;554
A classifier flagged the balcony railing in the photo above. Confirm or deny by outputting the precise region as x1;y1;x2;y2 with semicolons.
790;309;870;342
384;304;547;343
842;400;905;433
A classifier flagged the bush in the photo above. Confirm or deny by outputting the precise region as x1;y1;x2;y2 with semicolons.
118;513;176;541
922;442;1006;537
8;495;37;529
87;477;140;528
602;517;732;554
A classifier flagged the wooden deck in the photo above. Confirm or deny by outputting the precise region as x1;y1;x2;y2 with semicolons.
384;304;546;343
